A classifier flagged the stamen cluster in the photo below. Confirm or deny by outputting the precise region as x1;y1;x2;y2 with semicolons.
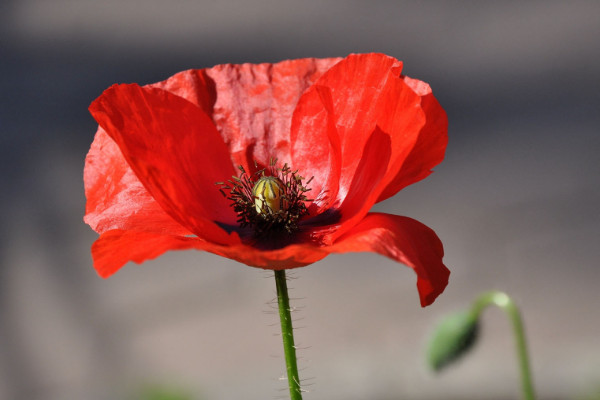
217;160;313;237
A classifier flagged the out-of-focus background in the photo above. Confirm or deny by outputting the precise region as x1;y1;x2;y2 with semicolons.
1;1;599;399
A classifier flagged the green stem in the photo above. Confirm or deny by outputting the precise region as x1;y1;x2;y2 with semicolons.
274;270;303;400
471;291;536;400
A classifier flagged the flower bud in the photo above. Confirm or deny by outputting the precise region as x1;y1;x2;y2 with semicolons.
426;310;479;372
253;176;286;214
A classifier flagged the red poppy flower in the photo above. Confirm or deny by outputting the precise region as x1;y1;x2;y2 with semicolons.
85;53;449;307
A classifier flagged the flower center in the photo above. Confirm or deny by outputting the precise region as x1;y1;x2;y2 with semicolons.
217;160;312;237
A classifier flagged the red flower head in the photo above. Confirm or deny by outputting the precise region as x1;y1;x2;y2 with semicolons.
85;53;449;307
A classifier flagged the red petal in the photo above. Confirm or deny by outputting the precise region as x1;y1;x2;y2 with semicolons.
311;53;424;201
377;76;448;202
217;243;328;270
92;229;328;278
149;69;217;116
204;58;341;172
84;127;191;236
89;84;239;245
294;54;425;239
91;230;198;278
328;213;449;307
290;85;342;214
305;126;392;240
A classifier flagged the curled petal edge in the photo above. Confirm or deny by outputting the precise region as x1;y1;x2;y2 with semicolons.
377;77;448;202
328;212;450;307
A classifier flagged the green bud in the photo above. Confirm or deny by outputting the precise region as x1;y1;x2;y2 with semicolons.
426;310;479;372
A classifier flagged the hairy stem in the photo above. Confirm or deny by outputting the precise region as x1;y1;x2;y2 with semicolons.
274;270;302;400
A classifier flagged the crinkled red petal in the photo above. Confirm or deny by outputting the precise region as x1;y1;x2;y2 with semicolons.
294;53;425;241
89;84;239;245
377;76;448;202
328;213;449;307
203;58;342;173
148;69;217;116
84;127;191;236
311;53;422;203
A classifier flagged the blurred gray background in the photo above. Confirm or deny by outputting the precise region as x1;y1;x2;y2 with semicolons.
1;1;599;399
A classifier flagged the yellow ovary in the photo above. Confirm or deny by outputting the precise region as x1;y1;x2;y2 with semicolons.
253;176;286;214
